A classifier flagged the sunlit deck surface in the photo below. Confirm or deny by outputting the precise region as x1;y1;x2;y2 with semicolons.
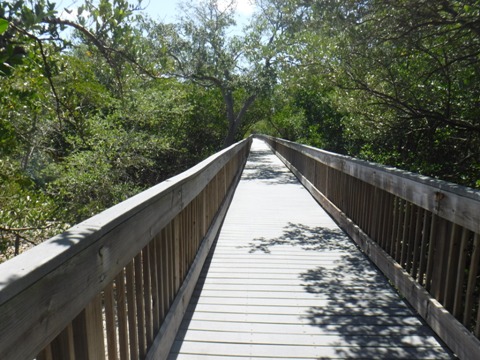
168;139;452;359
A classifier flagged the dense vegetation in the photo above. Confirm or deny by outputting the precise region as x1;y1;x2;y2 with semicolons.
1;0;479;260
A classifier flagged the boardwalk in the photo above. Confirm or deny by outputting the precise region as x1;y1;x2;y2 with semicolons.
168;139;452;359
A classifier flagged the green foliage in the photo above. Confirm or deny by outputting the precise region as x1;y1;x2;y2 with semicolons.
257;0;480;188
0;157;67;261
3;0;480;261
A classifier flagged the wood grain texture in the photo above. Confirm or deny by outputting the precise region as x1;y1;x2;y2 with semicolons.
260;135;480;234
0;138;250;360
267;138;479;360
169;139;452;360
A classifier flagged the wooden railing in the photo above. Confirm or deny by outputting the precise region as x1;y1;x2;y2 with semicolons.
0;138;251;360
259;135;480;360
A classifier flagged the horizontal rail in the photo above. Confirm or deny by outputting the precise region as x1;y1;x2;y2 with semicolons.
259;135;480;360
0;137;251;360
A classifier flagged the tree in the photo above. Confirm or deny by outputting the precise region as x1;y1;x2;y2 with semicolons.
260;0;480;187
150;0;276;147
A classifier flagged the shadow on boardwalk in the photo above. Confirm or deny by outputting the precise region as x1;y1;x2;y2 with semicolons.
247;223;453;359
241;149;299;185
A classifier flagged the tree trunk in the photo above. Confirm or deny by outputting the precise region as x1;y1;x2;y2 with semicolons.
222;93;257;148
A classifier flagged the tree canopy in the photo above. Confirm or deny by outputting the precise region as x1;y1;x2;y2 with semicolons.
1;0;479;259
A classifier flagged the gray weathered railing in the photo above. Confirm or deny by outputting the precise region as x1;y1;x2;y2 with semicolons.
0;138;251;360
259;135;480;360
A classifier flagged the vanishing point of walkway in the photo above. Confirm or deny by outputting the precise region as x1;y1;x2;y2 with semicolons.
169;139;452;359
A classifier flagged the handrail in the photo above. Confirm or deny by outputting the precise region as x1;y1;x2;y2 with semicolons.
258;135;480;360
0;137;251;360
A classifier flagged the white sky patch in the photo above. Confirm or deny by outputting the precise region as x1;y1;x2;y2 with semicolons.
236;0;255;16
215;0;255;16
59;7;79;21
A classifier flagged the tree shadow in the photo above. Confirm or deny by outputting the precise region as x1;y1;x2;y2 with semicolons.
241;149;299;185
245;222;357;254
246;222;453;359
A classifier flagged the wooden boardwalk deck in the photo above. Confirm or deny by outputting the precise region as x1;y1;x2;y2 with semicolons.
168;139;452;359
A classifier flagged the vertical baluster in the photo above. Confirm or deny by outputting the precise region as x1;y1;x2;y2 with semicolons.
405;203;417;273
125;261;138;360
394;199;404;262
374;190;383;247
145;242;154;346
453;227;470;320
381;193;393;252
370;187;380;243
351;176;358;225
155;232;165;323
115;270;129;360
104;281;118;360
170;221;178;301
444;224;462;311
431;219;449;301
174;216;181;292
161;228;170;318
147;239;162;338
410;207;424;280
364;182;370;231
50;323;75;360
417;211;432;286
425;214;439;291
37;344;53;360
400;202;411;268
72;293;105;360
388;197;399;257
134;252;146;357
463;233;480;328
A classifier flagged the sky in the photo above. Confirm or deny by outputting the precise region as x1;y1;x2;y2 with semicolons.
143;0;256;26
56;0;256;26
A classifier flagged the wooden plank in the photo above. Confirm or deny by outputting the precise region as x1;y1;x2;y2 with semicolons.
0;138;251;360
104;281;118;360
176;328;442;347
452;227;469;320
170;340;451;359
145;151;245;360
171;139;453;360
125;261;138;360
260;137;478;359
285;159;477;360
142;244;153;346
410;207;424;280
179;320;434;336
72;293;105;360
50;323;75;360
135;251;146;357
115;270;129;360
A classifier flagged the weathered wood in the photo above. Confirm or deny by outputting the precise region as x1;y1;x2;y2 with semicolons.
125;261;138;360
262;136;480;234
146;150;245;360
444;224;462;310
0;138;249;360
134;251;146;357
172;139;452;360
104;281;118;360
72;293;105;360
261;135;480;360
50;323;75;360
453;228;470;319
115;270;129;360
410;207;424;280
464;233;480;327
